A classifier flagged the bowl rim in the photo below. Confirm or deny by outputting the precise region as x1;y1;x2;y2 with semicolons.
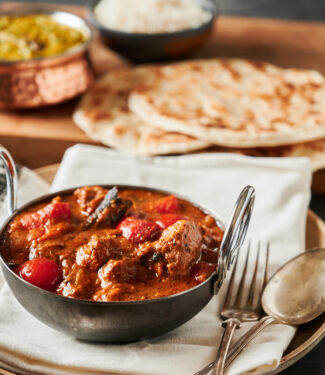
87;0;217;39
0;7;96;66
0;183;224;306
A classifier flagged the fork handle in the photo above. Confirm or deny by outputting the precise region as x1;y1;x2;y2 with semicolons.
225;316;277;368
193;316;277;375
212;318;241;375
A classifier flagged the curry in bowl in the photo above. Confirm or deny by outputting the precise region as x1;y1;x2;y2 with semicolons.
0;14;87;61
0;186;223;302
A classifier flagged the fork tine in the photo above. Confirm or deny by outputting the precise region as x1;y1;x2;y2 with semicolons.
233;241;251;308
255;242;270;315
223;243;243;309
263;242;270;289
246;241;260;309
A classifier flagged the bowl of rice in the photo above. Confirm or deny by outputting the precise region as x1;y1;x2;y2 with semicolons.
88;0;218;62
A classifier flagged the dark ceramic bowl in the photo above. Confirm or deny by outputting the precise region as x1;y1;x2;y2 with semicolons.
0;146;254;343
87;0;218;62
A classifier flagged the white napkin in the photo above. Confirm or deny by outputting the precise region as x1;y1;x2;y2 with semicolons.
0;144;312;375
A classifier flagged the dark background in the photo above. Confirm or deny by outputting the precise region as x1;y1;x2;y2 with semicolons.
2;0;325;374
4;0;325;21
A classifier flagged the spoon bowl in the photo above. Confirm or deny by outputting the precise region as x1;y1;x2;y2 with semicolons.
262;248;325;325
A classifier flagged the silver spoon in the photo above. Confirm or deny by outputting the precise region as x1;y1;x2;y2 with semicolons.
225;247;325;368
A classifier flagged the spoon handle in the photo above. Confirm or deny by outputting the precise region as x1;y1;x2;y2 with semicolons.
212;318;241;375
225;316;276;368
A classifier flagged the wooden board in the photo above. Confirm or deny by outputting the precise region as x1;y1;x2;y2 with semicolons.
2;2;325;187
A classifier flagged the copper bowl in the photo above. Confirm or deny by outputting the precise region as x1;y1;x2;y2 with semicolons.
0;8;95;109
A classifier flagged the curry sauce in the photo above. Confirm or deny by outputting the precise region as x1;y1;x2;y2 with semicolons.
1;187;223;301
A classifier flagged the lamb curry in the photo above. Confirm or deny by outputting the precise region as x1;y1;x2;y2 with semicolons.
0;186;223;302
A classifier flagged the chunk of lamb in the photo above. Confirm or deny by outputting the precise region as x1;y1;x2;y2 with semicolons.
74;186;107;216
98;258;138;287
29;239;65;262
140;220;203;277
76;234;119;271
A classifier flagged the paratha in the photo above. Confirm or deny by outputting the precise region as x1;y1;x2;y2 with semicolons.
129;59;325;147
73;67;210;155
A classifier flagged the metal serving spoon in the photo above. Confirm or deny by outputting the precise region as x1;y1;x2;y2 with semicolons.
224;247;325;368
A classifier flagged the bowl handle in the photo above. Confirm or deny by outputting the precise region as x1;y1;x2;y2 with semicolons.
0;146;18;216
215;186;255;291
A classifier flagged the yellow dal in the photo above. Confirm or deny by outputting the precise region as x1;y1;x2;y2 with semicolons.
0;14;87;60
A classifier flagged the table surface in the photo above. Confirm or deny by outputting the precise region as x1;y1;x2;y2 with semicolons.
1;1;325;375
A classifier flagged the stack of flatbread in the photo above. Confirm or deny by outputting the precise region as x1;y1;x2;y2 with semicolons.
73;58;325;171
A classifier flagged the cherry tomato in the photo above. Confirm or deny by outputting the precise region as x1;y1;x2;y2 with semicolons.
155;195;180;214
118;217;160;243
155;213;183;229
21;201;71;229
191;262;216;284
19;258;63;291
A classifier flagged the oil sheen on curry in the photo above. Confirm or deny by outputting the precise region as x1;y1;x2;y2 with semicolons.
1;187;223;302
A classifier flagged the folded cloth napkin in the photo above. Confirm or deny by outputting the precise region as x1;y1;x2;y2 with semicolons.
0;144;312;375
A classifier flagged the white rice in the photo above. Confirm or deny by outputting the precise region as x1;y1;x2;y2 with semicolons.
94;0;212;34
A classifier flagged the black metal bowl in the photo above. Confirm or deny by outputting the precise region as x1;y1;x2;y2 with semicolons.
0;185;222;342
0;146;254;343
87;0;218;62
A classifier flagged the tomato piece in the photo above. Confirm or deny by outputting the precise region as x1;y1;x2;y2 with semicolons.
21;201;71;229
118;217;160;243
155;195;180;214
39;201;71;222
155;213;184;229
19;258;63;291
20;212;42;229
191;262;216;284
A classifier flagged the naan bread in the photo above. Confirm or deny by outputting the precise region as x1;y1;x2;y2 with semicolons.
204;138;325;171
73;67;210;155
129;59;325;147
286;139;325;171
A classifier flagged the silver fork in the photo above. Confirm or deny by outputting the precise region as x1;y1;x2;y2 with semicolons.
195;241;270;375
